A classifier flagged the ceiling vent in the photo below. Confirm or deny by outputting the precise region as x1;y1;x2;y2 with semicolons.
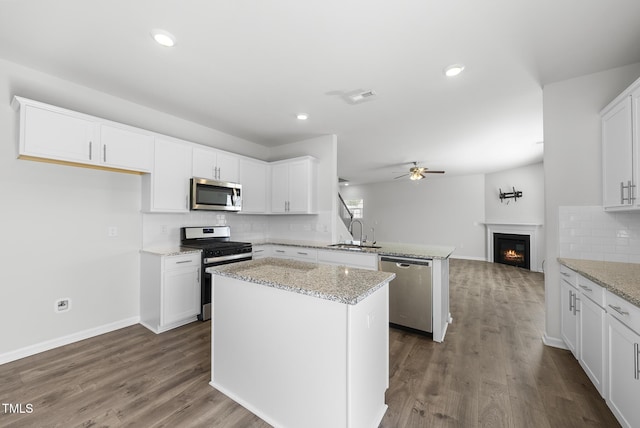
345;89;377;104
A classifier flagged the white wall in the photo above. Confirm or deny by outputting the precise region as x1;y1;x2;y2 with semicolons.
0;58;268;362
485;162;545;270
542;62;640;347
485;162;544;224
341;174;486;260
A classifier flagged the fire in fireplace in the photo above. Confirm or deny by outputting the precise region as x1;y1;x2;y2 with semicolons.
493;233;530;270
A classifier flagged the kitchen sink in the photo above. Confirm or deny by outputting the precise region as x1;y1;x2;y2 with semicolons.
328;243;381;250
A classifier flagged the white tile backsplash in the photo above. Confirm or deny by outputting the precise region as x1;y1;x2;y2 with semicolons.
142;210;332;249
559;206;640;263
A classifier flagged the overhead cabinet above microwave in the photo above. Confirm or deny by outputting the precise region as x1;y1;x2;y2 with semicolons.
12;96;153;174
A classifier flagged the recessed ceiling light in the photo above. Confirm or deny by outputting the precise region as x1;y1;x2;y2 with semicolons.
151;29;176;47
444;64;465;77
296;113;309;120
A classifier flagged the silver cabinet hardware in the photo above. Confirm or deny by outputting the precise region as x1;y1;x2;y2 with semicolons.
103;144;107;163
574;295;580;315
297;252;308;256
621;180;636;204
561;271;571;278
176;260;191;264
569;290;574;312
579;284;593;292
608;305;630;316
275;249;285;253
197;268;200;283
89;141;92;160
634;343;639;380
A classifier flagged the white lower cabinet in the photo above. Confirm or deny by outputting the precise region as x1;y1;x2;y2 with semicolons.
317;249;378;270
141;252;201;333
560;269;579;356
251;245;271;259
607;291;640;428
577;276;606;397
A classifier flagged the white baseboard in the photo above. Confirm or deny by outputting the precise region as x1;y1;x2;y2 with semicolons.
0;316;140;365
542;333;568;350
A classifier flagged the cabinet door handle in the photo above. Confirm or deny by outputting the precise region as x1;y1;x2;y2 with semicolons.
275;250;285;253
579;284;593;292
103;144;107;163
634;343;639;380
568;290;574;312
89;141;92;160
176;260;191;264
631;181;637;203
297;252;308;256
197;268;200;284
561;271;571;278
608;304;629;316
574;295;580;315
621;181;626;204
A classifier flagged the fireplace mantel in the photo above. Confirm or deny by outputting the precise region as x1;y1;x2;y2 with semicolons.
483;223;543;272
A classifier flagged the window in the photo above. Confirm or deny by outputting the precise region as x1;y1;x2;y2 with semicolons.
345;199;364;219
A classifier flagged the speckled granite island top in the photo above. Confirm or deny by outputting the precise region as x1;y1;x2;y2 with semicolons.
558;258;640;307
207;257;395;305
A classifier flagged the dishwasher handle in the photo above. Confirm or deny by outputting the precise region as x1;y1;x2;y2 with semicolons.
379;256;431;267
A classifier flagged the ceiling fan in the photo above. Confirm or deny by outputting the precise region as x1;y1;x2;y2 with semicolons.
393;162;445;181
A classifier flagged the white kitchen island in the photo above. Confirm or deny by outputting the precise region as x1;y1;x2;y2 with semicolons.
207;258;395;428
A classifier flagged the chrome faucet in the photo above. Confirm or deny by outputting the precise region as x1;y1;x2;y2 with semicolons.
349;219;364;244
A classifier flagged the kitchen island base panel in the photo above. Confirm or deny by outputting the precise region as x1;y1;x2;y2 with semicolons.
211;275;389;428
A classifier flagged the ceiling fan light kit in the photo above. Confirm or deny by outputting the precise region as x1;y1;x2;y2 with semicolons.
394;162;445;181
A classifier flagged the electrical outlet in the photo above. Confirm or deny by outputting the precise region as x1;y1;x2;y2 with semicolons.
55;298;71;313
107;226;118;237
161;225;168;234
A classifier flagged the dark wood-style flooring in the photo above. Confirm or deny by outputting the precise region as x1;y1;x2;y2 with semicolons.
0;260;619;427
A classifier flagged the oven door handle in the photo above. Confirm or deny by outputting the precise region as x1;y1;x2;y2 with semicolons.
204;253;252;265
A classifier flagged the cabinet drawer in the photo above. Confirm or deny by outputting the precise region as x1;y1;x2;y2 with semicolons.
606;290;640;334
272;246;317;262
165;254;200;270
578;275;605;307
317;249;378;270
560;265;577;286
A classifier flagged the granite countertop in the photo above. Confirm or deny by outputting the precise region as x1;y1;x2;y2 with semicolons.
558;258;640;307
207;257;395;305
254;240;455;260
140;247;202;257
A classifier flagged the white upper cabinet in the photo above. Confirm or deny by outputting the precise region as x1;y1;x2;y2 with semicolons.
238;157;268;213
601;79;640;210
99;124;153;172
13;96;153;173
270;156;317;214
192;146;239;183
20;103;97;163
142;138;192;213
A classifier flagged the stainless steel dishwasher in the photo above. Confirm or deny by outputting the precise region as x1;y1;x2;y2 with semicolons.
379;256;432;333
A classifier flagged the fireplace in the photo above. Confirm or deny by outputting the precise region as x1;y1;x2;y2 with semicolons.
493;233;530;270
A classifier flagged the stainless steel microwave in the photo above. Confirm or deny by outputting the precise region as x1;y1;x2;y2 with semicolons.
190;177;242;211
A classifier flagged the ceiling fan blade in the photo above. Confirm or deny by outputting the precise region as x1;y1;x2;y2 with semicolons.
393;173;409;179
424;170;445;174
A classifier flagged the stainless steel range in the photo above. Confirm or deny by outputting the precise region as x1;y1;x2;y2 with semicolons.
180;226;252;321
